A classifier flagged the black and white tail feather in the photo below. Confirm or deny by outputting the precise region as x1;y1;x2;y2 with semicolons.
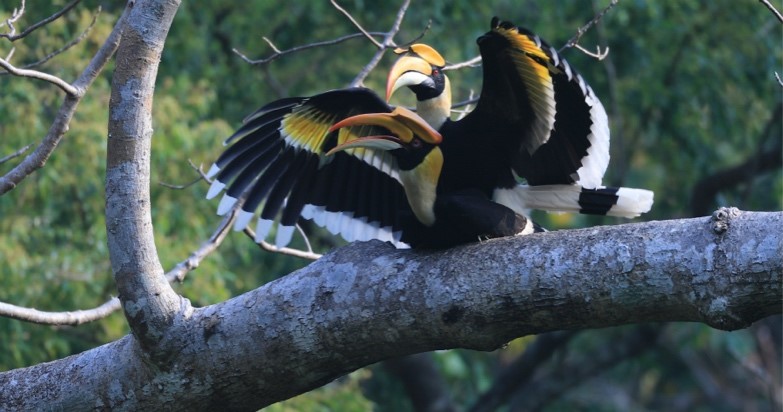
493;184;654;219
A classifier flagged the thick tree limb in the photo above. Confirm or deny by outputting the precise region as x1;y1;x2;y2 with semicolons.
0;209;779;410
105;0;184;352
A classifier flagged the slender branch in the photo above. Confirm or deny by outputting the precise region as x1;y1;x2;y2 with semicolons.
0;205;236;325
0;6;100;75
0;6;128;195
444;55;482;71
243;226;322;261
0;143;32;165
574;43;610;60
0;298;121;326
0;0;82;41
0;58;78;94
0;0;25;37
559;0;619;53
158;177;201;190
759;0;783;23
451;96;479;109
166;213;235;283
775;71;783;87
232;32;389;65
349;0;410;87
330;0;382;49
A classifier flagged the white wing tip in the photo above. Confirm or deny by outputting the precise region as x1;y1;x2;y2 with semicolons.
254;218;275;242
234;210;255;231
206;163;221;179
206;180;226;200
216;194;237;215
275;225;296;248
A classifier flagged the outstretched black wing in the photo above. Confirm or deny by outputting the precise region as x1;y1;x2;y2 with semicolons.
462;17;610;188
206;88;413;248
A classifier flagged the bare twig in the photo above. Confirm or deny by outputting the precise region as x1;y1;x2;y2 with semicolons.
349;0;410;87
330;0;382;49
166;212;236;283
453;89;476;120
0;0;26;37
775;72;783;87
0;6;101;74
0;58;78;94
233;32;389;66
243;226;323;261
0;6;128;195
574;43;610;60
295;224;315;254
444;55;482;71
759;0;783;23
0;143;32;165
0;298;121;326
451;96;479;109
396;19;432;48
559;0;619;53
0;0;82;41
158;177;201;190
0;198;238;325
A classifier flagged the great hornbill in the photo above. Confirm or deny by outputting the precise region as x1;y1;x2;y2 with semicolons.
205;17;653;248
384;18;653;218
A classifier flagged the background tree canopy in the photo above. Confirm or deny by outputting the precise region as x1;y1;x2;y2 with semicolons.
1;0;780;410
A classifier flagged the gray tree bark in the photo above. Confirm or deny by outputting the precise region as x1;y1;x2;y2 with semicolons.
0;0;780;411
0;209;780;410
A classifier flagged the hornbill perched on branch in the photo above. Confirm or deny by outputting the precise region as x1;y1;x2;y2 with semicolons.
205;18;653;248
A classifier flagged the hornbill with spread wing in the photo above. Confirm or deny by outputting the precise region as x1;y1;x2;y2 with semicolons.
205;18;653;248
384;18;653;219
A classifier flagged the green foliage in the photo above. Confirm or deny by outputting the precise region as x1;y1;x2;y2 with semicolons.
1;0;780;410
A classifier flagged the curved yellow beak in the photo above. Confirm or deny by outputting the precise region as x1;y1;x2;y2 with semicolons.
386;55;433;102
327;107;442;156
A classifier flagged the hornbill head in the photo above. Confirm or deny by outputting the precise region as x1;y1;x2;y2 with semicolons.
387;44;451;129
328;107;444;226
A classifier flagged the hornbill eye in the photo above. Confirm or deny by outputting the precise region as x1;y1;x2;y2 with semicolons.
410;137;423;149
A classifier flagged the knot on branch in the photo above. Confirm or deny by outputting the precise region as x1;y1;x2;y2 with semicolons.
710;207;740;234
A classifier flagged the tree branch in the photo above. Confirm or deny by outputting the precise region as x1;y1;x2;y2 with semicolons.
0;143;31;165
559;0;619;53
759;0;783;23
0;6;101;73
0;5;127;195
232;31;389;65
0;298;121;325
0;0;81;41
349;0;410;87
0;57;78;94
330;0;383;49
0;209;779;410
105;0;184;352
0;209;235;325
